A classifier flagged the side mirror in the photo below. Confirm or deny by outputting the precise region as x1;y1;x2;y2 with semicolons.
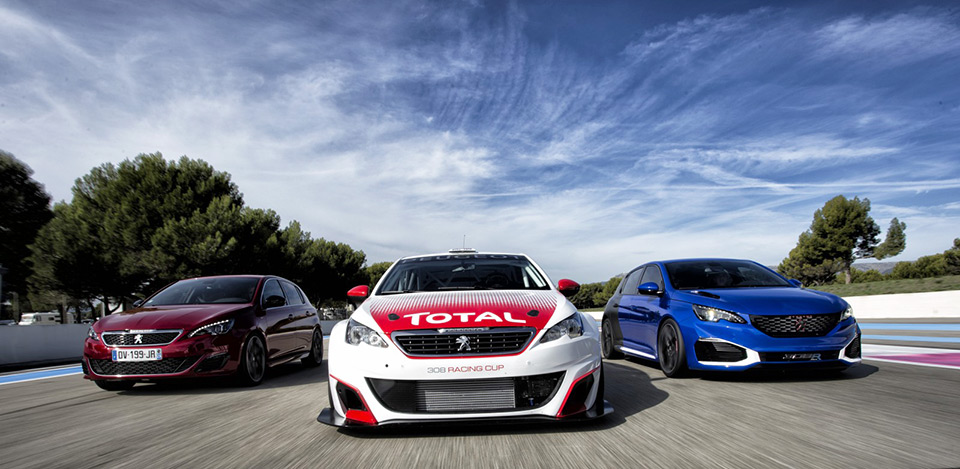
637;282;661;296
132;299;143;308
557;279;580;298
263;295;286;309
789;279;803;288
347;285;369;306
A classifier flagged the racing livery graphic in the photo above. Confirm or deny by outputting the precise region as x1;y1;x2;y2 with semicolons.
318;250;612;427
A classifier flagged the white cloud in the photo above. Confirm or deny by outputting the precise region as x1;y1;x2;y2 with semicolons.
2;1;958;284
815;12;960;64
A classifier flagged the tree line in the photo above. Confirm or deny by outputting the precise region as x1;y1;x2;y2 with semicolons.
844;239;960;283
1;151;381;321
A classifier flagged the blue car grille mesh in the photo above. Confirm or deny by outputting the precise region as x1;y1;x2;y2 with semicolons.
750;313;841;338
694;341;747;362
845;334;861;359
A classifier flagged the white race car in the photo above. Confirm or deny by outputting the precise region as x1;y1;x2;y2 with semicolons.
318;250;612;427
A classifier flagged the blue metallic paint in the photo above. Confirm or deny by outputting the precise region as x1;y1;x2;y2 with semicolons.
613;259;861;372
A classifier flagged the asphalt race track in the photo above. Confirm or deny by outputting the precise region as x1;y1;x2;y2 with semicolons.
1;343;958;469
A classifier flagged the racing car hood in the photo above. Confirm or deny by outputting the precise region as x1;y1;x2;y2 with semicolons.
362;290;563;334
672;287;848;316
94;304;250;332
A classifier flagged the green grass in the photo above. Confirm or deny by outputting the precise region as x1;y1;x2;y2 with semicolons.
810;275;960;297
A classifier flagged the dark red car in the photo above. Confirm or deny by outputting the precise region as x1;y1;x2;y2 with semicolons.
83;275;323;390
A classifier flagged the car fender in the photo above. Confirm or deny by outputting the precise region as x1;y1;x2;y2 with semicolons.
601;297;625;348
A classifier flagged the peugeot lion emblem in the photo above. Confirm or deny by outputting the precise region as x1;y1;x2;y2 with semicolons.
456;335;472;352
134;334;143;344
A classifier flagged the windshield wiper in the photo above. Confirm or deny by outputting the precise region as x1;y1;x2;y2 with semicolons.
437;286;494;290
379;290;418;295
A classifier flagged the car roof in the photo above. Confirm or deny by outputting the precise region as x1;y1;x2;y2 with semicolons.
181;274;269;280
650;258;757;265
396;251;531;261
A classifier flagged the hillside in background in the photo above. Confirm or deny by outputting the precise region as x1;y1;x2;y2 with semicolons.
811;275;960;297
851;261;899;275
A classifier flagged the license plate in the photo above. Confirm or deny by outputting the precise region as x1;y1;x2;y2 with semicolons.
112;348;162;362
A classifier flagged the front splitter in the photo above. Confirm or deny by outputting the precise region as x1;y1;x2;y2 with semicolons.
317;400;614;428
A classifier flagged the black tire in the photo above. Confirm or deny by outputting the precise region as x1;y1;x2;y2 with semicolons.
302;328;324;367
95;380;135;391
601;318;623;359
237;334;267;386
658;319;688;378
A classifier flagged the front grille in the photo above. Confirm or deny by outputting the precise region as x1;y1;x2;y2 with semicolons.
758;350;841;362
751;313;840;338
90;356;200;376
368;372;565;414
845;334;861;359
196;354;229;372
393;327;535;356
695;340;747;362
102;330;181;346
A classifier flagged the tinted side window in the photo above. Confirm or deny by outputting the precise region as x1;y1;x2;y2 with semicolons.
615;277;627;295
281;281;304;305
296;286;310;305
261;279;286;306
622;268;645;295
639;265;664;289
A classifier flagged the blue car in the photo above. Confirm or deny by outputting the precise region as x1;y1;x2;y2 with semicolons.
600;259;861;376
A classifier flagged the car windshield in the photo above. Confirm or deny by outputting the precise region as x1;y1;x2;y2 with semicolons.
145;277;260;306
665;260;792;290
376;254;550;294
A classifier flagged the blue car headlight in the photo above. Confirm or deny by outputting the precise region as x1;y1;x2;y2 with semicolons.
188;319;234;337
540;313;584;343
692;304;746;324
841;305;854;321
346;319;388;348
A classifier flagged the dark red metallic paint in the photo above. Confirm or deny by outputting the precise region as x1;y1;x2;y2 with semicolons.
82;275;320;384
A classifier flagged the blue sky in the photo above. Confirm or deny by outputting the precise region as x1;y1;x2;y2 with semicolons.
1;0;958;282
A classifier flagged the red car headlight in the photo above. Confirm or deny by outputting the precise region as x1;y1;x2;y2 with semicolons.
188;319;235;338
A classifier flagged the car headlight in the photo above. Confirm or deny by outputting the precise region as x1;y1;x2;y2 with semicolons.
540;313;583;343
692;304;746;324
87;326;99;341
188;319;234;338
841;305;854;321
346;319;388;347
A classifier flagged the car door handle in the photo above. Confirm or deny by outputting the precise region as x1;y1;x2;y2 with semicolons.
305;311;316;317
288;314;294;319
613;303;619;308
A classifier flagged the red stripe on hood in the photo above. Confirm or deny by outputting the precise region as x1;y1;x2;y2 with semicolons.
367;290;560;334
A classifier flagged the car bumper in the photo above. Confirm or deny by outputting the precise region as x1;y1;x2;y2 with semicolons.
81;332;243;381
319;320;611;427
679;318;862;371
